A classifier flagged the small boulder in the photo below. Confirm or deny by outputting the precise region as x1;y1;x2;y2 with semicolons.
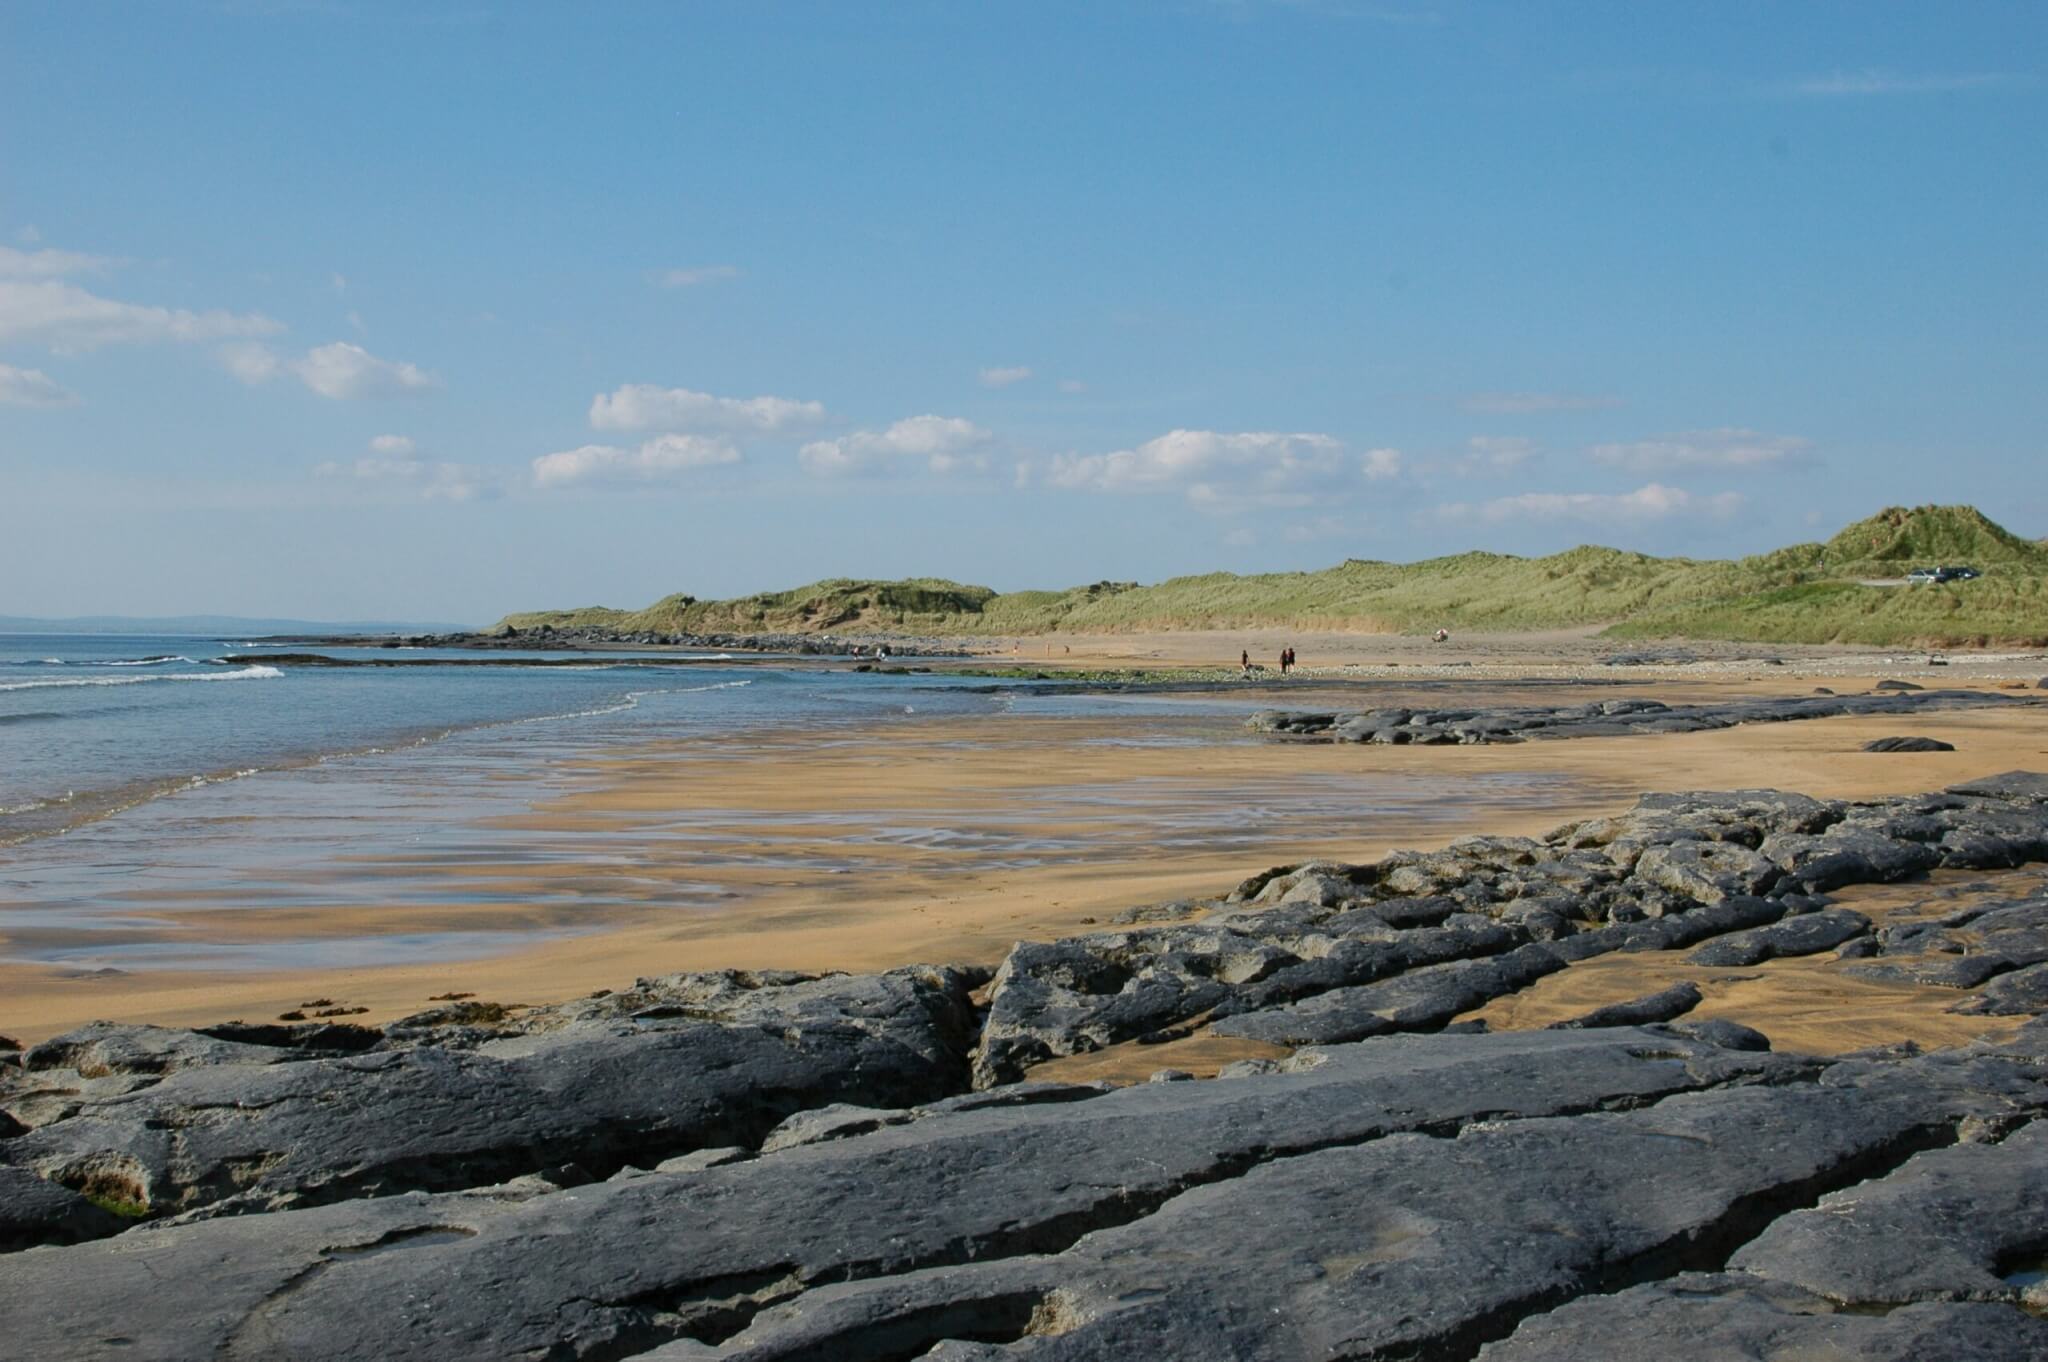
1862;736;1956;753
1548;982;1703;1030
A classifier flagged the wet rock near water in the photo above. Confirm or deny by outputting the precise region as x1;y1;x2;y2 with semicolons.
4;778;2048;1358
1248;687;2033;746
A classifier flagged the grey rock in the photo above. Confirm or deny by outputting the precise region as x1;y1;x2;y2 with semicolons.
1864;735;1957;752
1247;689;2028;749
0;1165;124;1252
1948;770;2048;803
758;1104;908;1153
1687;907;1872;967
1548;981;1702;1030
1211;944;1565;1045
1951;962;2048;1015
1479;1273;2048;1361
1730;1121;2048;1306
1845;890;2048;992
0;1028;1799;1360
1761;824;1939;891
23;1022;320;1078
654;1147;750;1174
1634;841;1781;904
1658;1018;1772;1051
1548;895;1786;961
0;967;979;1229
689;1061;2024;1362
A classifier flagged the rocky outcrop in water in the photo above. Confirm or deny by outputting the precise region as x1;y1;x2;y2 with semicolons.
269;628;970;657
5;775;2048;1358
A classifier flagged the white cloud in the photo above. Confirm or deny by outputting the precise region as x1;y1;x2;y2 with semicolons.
218;342;283;384
1362;447;1404;480
1460;435;1537;474
651;265;740;288
1438;483;1743;524
292;342;439;399
331;272;349;293
0;279;281;352
531;433;742;489
1462;392;1622;414
1058;379;1088;394
1589;428;1811;474
227;342;439;399
0;244;119;279
1790;70;2011;97
979;365;1033;388
316;436;493;503
800;414;992;477
1222;527;1259;548
0;363;78;408
1044;429;1349;506
589;383;825;433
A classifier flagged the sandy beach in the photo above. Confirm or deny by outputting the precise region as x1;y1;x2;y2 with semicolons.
4;649;2042;1048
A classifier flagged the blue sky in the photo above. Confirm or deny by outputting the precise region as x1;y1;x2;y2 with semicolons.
2;1;2042;623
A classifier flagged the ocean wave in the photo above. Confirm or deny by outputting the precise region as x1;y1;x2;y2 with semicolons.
0;665;285;693
0;790;75;816
102;654;199;667
503;677;755;726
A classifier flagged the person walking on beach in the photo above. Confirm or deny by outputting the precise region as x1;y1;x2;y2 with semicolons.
1240;649;1250;676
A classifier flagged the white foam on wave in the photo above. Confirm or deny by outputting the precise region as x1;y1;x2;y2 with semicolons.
103;655;199;667
504;677;755;727
0;665;285;693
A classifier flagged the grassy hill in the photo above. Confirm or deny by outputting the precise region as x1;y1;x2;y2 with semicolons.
497;505;2048;648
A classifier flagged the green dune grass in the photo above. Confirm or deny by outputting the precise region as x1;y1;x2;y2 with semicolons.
496;505;2048;648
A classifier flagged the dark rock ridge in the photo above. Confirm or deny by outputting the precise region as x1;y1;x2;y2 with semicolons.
262;628;969;657
3;1026;2043;1360
3;776;2048;1357
1247;687;2032;745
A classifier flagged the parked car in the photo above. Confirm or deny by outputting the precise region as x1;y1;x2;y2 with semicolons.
1944;566;1981;580
1906;567;1941;584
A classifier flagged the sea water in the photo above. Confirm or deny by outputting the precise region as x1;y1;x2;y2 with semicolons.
0;633;1004;843
0;635;1585;974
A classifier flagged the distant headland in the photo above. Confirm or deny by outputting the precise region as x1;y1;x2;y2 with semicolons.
494;505;2048;649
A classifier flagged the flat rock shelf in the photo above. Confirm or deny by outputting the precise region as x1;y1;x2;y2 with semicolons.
6;773;2048;1359
1245;685;2037;745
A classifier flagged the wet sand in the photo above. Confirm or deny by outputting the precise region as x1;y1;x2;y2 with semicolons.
2;669;2043;1045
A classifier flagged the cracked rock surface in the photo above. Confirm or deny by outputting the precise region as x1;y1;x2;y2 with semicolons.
3;774;2048;1359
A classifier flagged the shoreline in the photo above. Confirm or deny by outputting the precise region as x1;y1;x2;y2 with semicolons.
5;674;2046;1044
